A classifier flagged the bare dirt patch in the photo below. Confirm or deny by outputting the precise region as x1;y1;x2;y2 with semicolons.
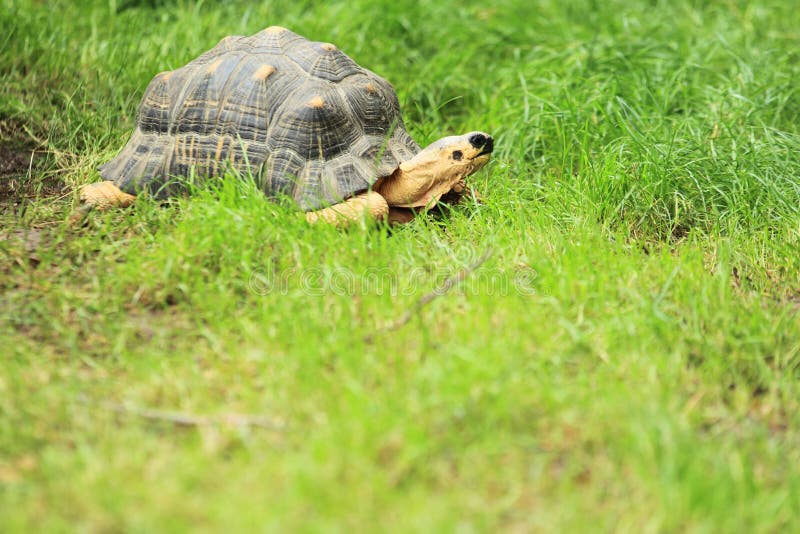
1;144;35;176
0;143;65;210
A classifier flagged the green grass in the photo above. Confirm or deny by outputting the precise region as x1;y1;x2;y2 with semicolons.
2;0;800;531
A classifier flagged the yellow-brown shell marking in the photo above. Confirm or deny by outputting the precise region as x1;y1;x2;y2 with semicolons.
252;64;276;80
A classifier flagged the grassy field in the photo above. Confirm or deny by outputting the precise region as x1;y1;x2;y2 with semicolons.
2;0;800;530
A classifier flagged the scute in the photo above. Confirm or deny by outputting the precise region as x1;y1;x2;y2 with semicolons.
247;26;305;52
172;53;246;136
268;87;360;161
308;48;363;82
339;77;402;136
99;27;421;210
138;72;171;134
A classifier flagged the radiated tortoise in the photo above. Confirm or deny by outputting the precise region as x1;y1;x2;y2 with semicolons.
74;26;494;225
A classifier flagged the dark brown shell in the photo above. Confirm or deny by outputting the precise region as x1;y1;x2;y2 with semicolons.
99;27;421;211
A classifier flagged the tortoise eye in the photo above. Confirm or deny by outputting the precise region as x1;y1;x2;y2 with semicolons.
452;150;463;161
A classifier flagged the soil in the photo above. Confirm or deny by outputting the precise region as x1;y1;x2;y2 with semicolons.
0;143;65;209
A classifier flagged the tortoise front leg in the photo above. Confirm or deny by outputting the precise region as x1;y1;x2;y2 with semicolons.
304;191;389;227
387;179;480;225
438;178;481;205
68;181;137;225
387;207;417;225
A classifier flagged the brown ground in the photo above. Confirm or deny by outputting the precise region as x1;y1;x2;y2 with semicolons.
0;143;65;210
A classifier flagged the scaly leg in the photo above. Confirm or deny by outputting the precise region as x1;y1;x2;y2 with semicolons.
438;178;481;205
387;207;417;225
304;191;388;227
68;181;137;225
387;180;479;225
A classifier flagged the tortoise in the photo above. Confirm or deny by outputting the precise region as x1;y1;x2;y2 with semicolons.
74;26;494;225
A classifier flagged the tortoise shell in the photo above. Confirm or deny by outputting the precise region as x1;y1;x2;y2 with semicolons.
99;26;421;211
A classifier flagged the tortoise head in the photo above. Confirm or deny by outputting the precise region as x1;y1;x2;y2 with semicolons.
375;131;494;208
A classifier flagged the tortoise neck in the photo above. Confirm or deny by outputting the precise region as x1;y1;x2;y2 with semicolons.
374;142;481;209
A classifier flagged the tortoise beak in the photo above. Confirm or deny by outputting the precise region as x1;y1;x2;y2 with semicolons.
477;139;494;157
470;134;494;158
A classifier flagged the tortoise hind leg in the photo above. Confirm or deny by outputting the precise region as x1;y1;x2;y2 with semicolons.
304;191;389;227
78;181;137;208
68;181;137;225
